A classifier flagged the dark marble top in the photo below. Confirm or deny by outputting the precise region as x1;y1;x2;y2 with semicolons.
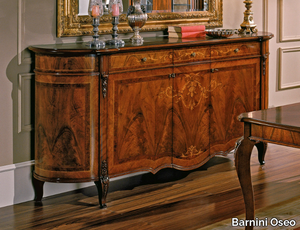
29;32;274;54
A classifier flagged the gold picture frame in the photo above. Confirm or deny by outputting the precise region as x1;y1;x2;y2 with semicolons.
57;0;223;37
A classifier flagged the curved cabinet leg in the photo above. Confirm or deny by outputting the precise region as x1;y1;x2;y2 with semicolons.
255;142;267;165
32;176;45;205
94;178;109;209
95;160;109;208
235;133;256;229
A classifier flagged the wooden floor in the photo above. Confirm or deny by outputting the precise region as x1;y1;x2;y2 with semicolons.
1;144;300;230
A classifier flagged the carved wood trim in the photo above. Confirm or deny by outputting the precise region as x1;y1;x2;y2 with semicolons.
101;73;108;98
100;160;109;197
261;52;269;76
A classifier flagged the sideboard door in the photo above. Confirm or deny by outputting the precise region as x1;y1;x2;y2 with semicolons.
171;64;211;169
35;68;100;182
107;68;174;176
209;58;261;154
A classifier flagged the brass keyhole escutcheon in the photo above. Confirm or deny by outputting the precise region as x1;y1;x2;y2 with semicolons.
169;73;175;78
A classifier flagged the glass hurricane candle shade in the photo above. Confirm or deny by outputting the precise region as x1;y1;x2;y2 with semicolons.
87;0;105;48
108;0;122;16
106;0;125;46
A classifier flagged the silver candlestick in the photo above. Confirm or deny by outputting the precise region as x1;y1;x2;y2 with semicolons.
106;0;125;46
106;16;125;46
87;0;105;48
87;17;105;48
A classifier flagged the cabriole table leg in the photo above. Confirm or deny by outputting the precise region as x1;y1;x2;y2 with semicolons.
235;123;256;230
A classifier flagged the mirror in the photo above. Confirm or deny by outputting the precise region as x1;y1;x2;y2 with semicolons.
57;0;223;37
78;0;209;15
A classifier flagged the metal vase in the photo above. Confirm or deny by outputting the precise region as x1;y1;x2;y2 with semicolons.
127;0;148;44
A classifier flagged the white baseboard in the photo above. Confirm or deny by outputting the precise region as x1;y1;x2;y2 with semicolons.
0;161;93;208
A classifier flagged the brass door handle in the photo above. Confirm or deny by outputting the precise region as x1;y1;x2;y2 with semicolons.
191;52;196;57
141;57;147;62
234;48;239;53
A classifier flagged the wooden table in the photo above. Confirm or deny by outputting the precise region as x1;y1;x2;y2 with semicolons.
235;103;300;230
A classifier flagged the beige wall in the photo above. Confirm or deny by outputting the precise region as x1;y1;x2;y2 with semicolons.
1;0;75;167
267;0;300;107
1;0;17;166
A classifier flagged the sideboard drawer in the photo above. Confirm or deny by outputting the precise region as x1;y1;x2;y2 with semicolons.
173;46;210;64
109;50;173;72
211;42;260;60
35;54;99;73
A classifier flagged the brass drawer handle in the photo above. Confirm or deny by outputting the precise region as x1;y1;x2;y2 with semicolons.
191;52;196;57
141;57;147;62
234;48;239;53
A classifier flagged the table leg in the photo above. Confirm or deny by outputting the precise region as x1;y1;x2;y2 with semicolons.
255;142;267;165
235;125;256;230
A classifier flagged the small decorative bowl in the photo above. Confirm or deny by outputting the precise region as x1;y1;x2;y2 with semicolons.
206;29;238;38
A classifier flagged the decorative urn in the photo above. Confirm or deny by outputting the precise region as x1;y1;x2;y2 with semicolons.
127;0;148;44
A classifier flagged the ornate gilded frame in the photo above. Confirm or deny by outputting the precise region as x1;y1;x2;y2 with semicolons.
57;0;223;37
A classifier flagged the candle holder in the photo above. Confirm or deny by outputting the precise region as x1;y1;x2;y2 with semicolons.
87;0;105;48
106;0;125;46
239;0;257;34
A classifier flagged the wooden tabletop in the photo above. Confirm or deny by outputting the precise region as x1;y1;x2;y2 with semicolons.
238;103;300;132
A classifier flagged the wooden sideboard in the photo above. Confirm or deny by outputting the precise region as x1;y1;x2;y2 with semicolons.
29;32;273;208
